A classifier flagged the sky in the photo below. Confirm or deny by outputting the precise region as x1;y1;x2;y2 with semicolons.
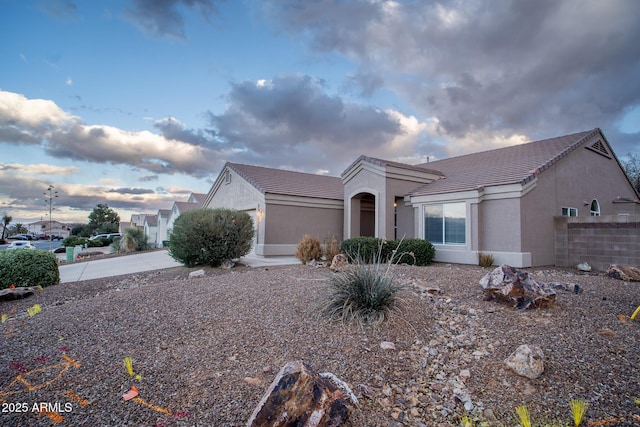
1;0;640;225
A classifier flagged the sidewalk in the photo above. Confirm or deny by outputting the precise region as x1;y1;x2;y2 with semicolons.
58;250;299;283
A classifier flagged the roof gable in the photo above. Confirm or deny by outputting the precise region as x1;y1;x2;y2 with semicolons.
410;128;601;197
227;163;343;200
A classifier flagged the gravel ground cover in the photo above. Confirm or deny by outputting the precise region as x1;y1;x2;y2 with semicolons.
1;263;639;426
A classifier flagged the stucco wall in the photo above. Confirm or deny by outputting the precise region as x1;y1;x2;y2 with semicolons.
478;198;522;253
555;215;640;271
521;136;640;266
265;203;343;245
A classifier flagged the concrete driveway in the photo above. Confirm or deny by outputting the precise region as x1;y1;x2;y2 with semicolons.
58;250;299;283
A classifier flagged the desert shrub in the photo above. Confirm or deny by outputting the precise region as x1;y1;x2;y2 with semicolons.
323;234;342;262
119;227;151;253
87;237;109;247
341;237;389;263
342;237;435;266
169;208;254;267
320;256;409;327
478;252;495;267
0;249;60;289
62;236;88;247
296;234;322;265
393;239;436;266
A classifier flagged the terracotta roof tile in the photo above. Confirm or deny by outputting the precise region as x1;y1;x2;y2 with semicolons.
410;129;599;197
227;163;343;200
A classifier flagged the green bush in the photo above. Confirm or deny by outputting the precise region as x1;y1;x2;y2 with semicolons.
320;258;409;327
62;236;88;247
0;250;60;289
168;208;254;267
393;238;436;266
341;237;435;266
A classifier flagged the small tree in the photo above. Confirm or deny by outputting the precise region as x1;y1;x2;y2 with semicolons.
621;153;640;194
1;213;11;240
88;204;120;235
169;208;254;267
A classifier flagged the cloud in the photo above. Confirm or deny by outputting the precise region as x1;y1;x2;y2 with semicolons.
0;90;218;177
207;74;427;173
107;187;156;195
261;0;640;156
40;0;78;19
0;163;79;175
124;0;223;39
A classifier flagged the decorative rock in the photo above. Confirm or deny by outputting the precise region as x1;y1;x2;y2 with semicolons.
504;344;545;379
247;360;357;427
576;262;592;272
0;286;38;301
329;254;349;272
480;264;557;309
380;341;396;350
188;269;205;278
221;259;235;269
606;264;640;281
308;259;317;267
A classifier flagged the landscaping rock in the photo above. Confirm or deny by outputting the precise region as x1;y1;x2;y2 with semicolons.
330;254;348;272
0;286;38;301
479;264;557;309
247;360;357;427
504;344;544;379
188;269;205;278
606;264;640;281
576;262;591;272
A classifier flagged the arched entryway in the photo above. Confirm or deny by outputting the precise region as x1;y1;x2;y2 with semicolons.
349;192;376;237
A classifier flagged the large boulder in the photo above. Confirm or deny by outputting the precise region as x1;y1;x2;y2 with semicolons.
606;265;640;282
247;360;358;427
479;264;557;309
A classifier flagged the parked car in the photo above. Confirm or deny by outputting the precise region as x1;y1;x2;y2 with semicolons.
7;241;36;249
89;233;121;241
10;234;34;240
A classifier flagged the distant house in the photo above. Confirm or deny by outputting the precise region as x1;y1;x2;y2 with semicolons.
203;128;639;266
143;214;158;246
26;220;71;238
154;193;207;248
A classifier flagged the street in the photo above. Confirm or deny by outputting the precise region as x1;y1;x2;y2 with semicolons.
0;239;63;251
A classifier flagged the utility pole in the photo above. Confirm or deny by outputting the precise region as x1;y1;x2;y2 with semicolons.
44;185;58;251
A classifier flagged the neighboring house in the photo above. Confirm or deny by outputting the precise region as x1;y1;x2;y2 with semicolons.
26;220;71;238
143;214;158;247
129;214;148;229
202;163;344;256
204;128;639;266
155;209;172;247
118;222;131;235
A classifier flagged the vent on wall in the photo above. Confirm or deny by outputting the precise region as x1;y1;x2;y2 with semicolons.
587;139;611;158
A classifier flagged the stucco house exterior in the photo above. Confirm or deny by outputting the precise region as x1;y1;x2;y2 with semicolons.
203;128;639;267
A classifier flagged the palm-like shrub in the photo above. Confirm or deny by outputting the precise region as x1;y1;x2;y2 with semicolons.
169;208;254;267
119;227;150;253
320;256;410;327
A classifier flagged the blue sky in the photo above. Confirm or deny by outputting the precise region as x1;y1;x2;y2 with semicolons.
1;0;639;225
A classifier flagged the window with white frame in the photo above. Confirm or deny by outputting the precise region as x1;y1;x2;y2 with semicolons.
590;199;600;216
424;202;466;244
561;207;578;217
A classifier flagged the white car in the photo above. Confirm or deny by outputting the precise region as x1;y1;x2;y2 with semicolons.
7;241;37;250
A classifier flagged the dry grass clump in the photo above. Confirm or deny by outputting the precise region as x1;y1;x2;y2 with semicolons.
295;234;322;265
323;234;342;262
478;252;495;267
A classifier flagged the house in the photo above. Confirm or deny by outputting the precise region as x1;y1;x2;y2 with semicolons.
155;209;172;247
203;128;640;267
202;163;344;255
26;220;71;238
143;214;158;247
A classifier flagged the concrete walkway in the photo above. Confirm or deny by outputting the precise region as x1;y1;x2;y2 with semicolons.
58;250;299;283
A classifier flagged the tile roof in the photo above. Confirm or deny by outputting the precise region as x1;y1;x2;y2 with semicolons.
227;163;343;200
409;129;600;197
144;215;158;226
342;155;445;178
174;201;201;212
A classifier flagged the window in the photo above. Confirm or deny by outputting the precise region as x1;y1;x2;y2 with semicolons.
590;199;600;216
562;207;578;217
424;202;466;244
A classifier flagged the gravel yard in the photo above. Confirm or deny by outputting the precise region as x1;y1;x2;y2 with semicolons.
1;263;639;426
